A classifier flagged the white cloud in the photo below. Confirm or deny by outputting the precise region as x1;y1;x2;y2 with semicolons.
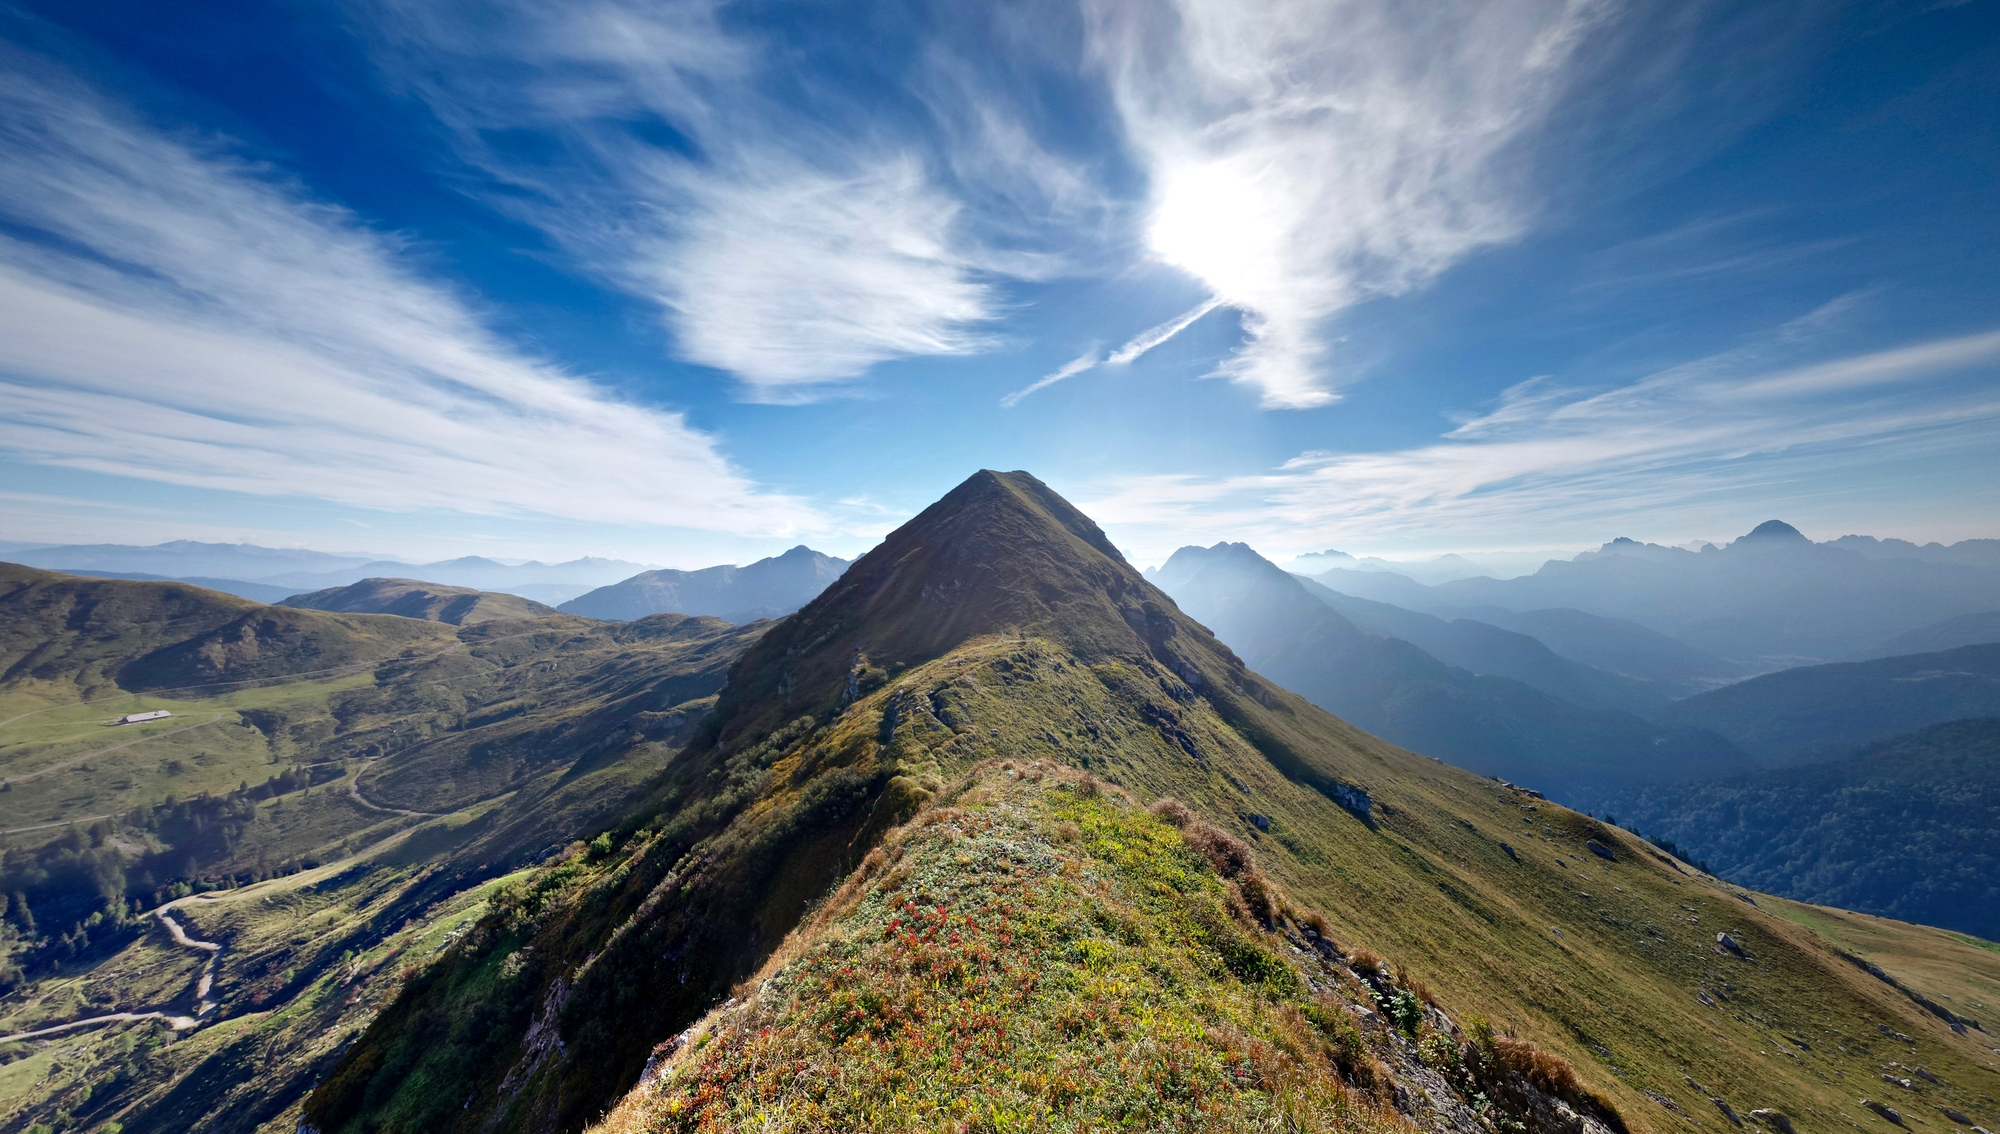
1087;0;1611;408
636;157;995;396
1080;327;2000;559
0;57;816;534
1000;298;1223;407
370;0;1003;399
1001;349;1100;408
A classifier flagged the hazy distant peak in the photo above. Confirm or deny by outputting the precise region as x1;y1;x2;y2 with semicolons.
1286;548;1359;571
1739;520;1808;544
1154;541;1290;592
1574;536;1690;563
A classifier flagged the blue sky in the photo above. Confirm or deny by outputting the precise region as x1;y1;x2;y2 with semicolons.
0;0;1996;569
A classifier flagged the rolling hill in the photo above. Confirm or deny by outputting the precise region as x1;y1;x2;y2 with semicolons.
301;472;2000;1134
1594;717;2000;940
1859;610;2000;660
1468;606;1747;694
558;544;849;622
1294;575;1674;715
281;577;560;625
0;562;457;699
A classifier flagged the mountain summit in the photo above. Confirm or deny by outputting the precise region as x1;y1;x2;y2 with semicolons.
1737;519;1809;545
306;472;2000;1134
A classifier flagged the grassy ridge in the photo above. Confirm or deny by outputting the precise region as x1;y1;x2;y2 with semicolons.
0;563;456;701
601;764;1621;1134
307;472;2000;1134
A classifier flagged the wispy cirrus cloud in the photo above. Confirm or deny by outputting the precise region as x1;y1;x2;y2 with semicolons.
1086;0;1614;408
0;52;816;533
1001;298;1223;407
1081;323;2000;558
369;0;1019;401
636;157;996;396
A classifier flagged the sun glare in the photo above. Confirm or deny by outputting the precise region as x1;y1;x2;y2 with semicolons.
1146;160;1282;302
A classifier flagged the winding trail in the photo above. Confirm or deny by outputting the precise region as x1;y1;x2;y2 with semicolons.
0;900;225;1044
348;758;439;818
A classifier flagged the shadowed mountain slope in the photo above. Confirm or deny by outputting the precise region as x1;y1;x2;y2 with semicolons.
1659;643;2000;762
558;545;848;623
281;577;559;625
1858;610;2000;660
1293;576;1672;714
1156;543;1743;795
1466;607;1747;693
304;472;2000;1134
1595;717;2000;940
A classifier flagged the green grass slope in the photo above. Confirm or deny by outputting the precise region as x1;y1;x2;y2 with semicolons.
0;562;457;702
306;471;2000;1134
0;586;768;1133
597;764;1619;1134
1594;718;2000;940
281;577;560;625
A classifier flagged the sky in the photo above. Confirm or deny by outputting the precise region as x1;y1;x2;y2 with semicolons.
0;0;1996;570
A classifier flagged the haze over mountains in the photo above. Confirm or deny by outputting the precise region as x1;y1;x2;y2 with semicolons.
7;540;659;607
558;545;850;623
1304;521;2000;669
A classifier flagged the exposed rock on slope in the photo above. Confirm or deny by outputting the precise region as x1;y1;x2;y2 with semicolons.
281;577;559;625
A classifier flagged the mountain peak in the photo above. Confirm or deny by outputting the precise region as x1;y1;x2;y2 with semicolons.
1739;520;1808;544
699;470;1223;752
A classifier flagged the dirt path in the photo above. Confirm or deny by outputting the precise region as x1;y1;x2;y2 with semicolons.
0;901;225;1043
347;758;438;817
2;712;224;786
0;813;112;837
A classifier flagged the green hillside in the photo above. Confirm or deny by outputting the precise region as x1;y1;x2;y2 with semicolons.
597;764;1617;1134
280;577;559;625
304;472;2000;1134
0;562;456;702
1594;718;2000;940
0;575;768;1132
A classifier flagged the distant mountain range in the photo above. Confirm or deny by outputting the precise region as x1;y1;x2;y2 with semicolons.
1152;537;2000;800
5;540;660;606
558;545;849;623
1152;542;1745;794
1299;521;2000;668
